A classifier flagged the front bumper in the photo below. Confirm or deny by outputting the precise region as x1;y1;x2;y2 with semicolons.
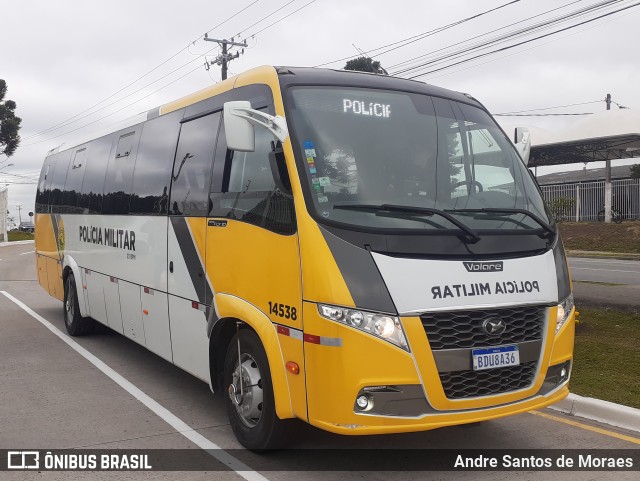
302;301;575;435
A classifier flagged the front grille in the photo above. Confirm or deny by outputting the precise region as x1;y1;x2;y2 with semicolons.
421;305;546;350
439;361;537;399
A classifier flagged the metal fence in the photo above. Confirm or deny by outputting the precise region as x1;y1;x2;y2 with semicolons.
540;178;640;222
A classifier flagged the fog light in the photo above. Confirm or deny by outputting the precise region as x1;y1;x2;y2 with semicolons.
560;367;567;379
356;394;373;411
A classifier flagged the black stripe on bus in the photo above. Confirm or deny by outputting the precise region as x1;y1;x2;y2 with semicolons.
319;226;397;314
170;217;214;306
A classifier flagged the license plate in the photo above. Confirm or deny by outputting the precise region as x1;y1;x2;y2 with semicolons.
472;345;520;371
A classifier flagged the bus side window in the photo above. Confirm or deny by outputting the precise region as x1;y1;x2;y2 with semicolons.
102;129;141;215
36;158;55;213
169;112;221;216
130;109;184;215
209;119;296;235
60;147;88;214
48;150;72;213
77;135;114;214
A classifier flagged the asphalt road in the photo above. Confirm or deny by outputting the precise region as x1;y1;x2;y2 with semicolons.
568;257;640;309
1;242;639;480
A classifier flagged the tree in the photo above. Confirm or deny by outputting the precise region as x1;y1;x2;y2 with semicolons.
344;56;388;75
630;163;640;179
0;79;22;158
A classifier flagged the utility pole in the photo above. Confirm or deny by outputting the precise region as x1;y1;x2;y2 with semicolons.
203;34;248;80
604;93;612;222
16;204;22;223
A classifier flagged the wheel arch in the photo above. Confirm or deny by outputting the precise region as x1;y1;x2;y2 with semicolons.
209;293;295;420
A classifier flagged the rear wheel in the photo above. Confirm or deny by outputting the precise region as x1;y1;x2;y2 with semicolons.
64;273;95;336
224;329;291;451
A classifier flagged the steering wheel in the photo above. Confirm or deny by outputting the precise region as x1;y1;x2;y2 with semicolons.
451;180;484;193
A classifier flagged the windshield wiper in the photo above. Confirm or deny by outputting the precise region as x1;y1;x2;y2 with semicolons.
445;208;555;238
333;203;481;243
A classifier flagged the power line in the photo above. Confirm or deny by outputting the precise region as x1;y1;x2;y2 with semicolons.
406;0;639;79
313;0;523;68
494;112;594;116
387;0;585;73
495;100;603;115
22;1;262;143
22;63;204;148
393;0;625;77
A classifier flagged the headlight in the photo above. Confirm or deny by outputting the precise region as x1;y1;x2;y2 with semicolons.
318;304;409;351
556;293;574;333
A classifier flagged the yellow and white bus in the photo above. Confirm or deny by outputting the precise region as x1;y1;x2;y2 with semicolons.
35;65;575;450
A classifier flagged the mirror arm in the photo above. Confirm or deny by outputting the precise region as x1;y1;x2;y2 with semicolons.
229;107;289;143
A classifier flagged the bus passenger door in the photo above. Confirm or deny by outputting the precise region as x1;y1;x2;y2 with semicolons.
166;112;221;383
206;123;306;419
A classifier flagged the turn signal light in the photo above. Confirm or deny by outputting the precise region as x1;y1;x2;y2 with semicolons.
286;361;300;375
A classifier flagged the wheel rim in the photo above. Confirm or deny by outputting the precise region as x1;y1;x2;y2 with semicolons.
65;279;74;325
228;353;263;428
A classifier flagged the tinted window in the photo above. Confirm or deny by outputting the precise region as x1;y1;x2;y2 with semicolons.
103;129;141;214
130;110;183;215
61;147;88;213
169;112;220;216
35;157;55;213
210;124;296;235
78;135;113;214
48;150;72;211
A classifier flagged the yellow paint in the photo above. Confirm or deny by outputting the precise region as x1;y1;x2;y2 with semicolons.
530;410;640;446
214;293;295;420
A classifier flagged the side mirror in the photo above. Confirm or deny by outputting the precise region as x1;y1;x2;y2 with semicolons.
223;101;289;152
514;127;531;165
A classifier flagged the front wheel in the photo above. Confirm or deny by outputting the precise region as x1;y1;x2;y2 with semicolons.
64;273;95;336
597;209;605;222
224;329;291;451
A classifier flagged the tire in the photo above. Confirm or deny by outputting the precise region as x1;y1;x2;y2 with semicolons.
63;273;95;336
224;329;291;451
597;210;605;222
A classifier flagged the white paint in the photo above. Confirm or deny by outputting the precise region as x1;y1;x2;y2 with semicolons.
19;250;35;255
550;392;640;434
372;250;559;314
571;267;638;274
0;290;269;481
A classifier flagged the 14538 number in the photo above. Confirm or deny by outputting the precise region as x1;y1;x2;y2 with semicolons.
268;301;297;320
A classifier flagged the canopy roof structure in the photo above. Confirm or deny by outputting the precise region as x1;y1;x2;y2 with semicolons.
523;110;640;167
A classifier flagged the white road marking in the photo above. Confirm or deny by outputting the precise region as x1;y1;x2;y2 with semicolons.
570;258;639;266
570;267;638;273
0;290;269;481
19;250;35;256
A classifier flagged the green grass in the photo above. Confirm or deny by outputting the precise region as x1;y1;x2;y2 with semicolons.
7;230;34;241
558;221;640;254
570;307;640;408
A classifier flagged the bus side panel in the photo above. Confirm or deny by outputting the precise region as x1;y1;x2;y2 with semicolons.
141;288;173;363
168;296;209;381
119;280;146;347
85;269;108;326
104;277;123;334
36;254;49;293
167;217;210;382
45;257;63;301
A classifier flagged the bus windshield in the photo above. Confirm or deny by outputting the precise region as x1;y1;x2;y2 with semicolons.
286;86;550;233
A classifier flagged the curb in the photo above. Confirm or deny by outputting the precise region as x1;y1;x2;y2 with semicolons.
0;240;35;247
549;393;640;433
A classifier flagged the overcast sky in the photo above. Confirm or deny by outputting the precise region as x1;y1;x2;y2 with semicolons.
2;0;639;222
